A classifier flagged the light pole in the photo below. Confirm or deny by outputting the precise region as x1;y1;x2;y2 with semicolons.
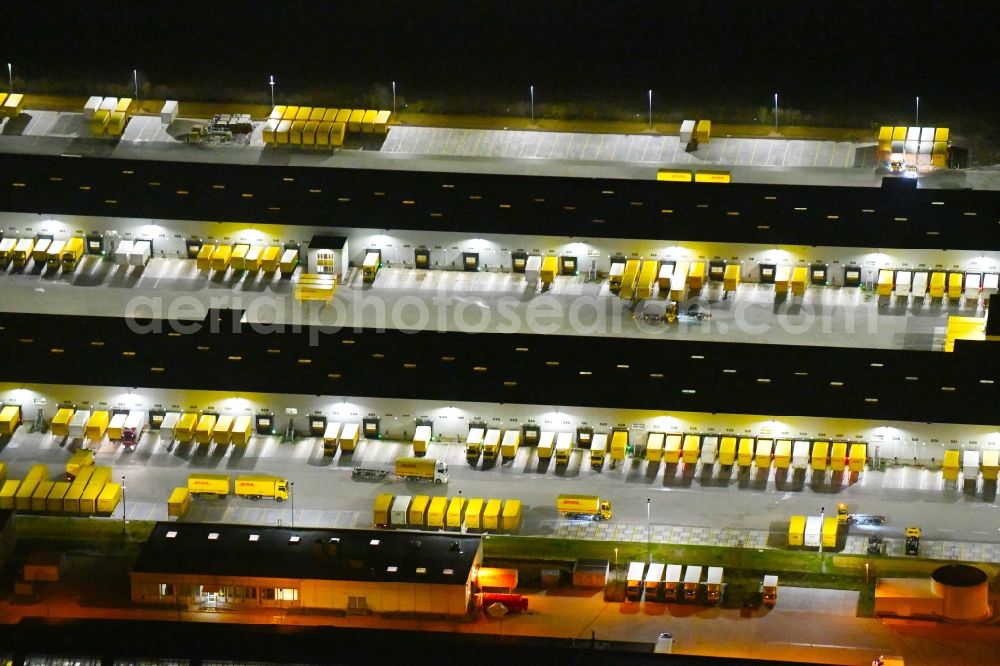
646;498;651;562
7;63;12;94
269;75;276;108
392;80;396;117
774;92;778;131
133;69;138;99
529;85;534;124
289;480;294;528
818;505;825;558
121;475;127;531
648;89;653;130
915;95;920;128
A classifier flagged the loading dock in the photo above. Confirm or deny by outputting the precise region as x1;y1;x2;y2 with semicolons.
462;252;479;272
560;256;577;276
759;263;776;283
843;265;861;287
511;251;527;273
708;260;726;282
810;263;827;285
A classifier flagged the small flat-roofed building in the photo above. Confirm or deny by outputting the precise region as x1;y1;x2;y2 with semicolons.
130;522;482;616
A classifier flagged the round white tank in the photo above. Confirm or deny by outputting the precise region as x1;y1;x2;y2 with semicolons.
931;564;991;622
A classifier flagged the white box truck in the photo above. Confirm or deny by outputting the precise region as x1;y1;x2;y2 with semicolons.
160;412;180;442
644;562;665;602
160;100;178;124
122;410;145;450
524;255;541;286
626;562;647;601
706;566;724;603
115;240;133;266
791;440;810;469
700;436;718;465
683;565;703;602
963;450;980;481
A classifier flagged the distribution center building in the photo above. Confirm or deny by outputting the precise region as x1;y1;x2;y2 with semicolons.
131;522;483;616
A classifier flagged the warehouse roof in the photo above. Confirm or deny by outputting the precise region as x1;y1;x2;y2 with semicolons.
1;153;998;250
0;310;997;424
133;522;481;584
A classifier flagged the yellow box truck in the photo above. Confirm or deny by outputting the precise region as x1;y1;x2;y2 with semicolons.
788;515;806;546
446;497;465;530
483;499;502;530
85;410;110;443
211;244;232;272
620;259;641;300
235;475;289;501
413;425;432;455
231;415;253;446
500;430;520;461
188;473;230;497
262;246;281;273
540;255;559;286
362;251;380;282
557;494;612;521
464;498;485;530
408;494;430;526
213;415;234;444
175;412;198;443
373;493;394;528
610;430;628;461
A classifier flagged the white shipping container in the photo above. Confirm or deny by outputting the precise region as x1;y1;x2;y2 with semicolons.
679;119;696;143
124;410;145;432
84;96;103;119
700;436;718;465
115;240;134;266
160;100;179;124
323;422;342;444
99;97;118;112
911;271;928;298
129;241;151;268
108;413;128;439
982;273;998;296
537;431;554;457
159;412;180;440
391;496;412;526
962;450;980;480
791;440;810;469
894;270;912;296
964;273;981;299
68;410;91;439
804;516;822;547
524;255;541;283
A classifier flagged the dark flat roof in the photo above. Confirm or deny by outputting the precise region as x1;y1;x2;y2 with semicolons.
0;310;997;425
133;522;481;585
1;153;998;250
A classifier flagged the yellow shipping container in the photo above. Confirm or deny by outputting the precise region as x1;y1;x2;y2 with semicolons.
362;109;377;133
830;442;848;472
942;450;960;481
262;118;279;146
822;517;839;548
97;482;122;513
723;263;740;291
31;480;55;512
774;439;792;469
619;259;641;300
811;441;829;470
755;438;773;468
877;269;894;296
231;415;252;446
25;464;48;482
289;120;305;145
303;120;319;146
335;108;352;124
464;498;485;530
309;107;326;122
929;271;946;298
645;432;664;462
323;108;340;122
948;272;963;299
230;244;250;271
788;515;806;546
281;106;299;121
195;415;217;444
0;405;22;435
262;246;281;273
682;435;700;464
51;408;75;437
269;105;286;121
663;434;682;464
610;430;628;461
168;487;190;517
848;443;867;473
0;480;19;510
483;499;503;531
213;415;234;444
196;244;215;270
15;480;39;510
501;499;522;532
47;482;70;512
408;495;430;526
446;497;465;530
791;266;808;295
694;170;730;183
719;436;737;466
348;109;365;132
316;121;333;148
374;110;392;134
175;412;198;443
85;410;110;442
211;244;232;271
737;438;754;467
294;106;312;121
80;481;104;514
329;122;346;147
276;119;292;145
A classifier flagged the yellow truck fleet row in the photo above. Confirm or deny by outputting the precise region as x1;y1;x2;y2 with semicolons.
876;268;995;302
262;105;392;148
0;464;121;515
0;236;85;272
195;243;298;277
373;493;521;532
0;92;25;119
612;258;739;301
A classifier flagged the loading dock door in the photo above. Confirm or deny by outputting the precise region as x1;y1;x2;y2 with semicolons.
843;265;861;287
309;415;327;436
462;252;480;272
810;264;828;285
511;251;528;273
560;256;577;276
759;263;776;283
708;260;726;282
415;248;431;269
